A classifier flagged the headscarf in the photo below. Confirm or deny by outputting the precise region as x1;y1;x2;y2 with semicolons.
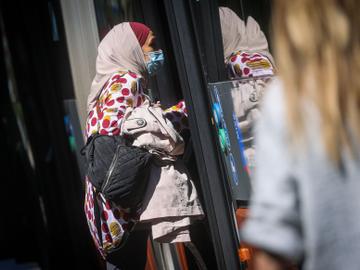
129;22;150;47
219;7;270;60
87;22;149;112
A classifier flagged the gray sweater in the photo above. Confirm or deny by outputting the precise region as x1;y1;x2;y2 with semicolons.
241;79;360;270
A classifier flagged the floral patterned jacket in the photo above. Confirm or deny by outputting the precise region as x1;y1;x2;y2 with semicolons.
84;70;188;256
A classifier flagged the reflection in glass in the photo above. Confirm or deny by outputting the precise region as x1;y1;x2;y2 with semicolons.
217;5;274;269
93;0;140;39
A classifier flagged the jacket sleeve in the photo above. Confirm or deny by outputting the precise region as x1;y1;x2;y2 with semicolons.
226;52;243;78
91;73;143;136
164;100;188;133
240;80;304;261
226;51;275;79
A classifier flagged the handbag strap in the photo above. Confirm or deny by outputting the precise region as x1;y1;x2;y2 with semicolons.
93;189;103;246
80;133;101;156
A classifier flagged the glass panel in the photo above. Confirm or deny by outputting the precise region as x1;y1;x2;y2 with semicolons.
215;2;275;268
209;75;274;270
209;78;252;202
93;0;142;39
218;0;272;40
209;76;273;201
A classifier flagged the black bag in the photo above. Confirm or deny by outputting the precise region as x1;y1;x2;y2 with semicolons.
81;134;152;210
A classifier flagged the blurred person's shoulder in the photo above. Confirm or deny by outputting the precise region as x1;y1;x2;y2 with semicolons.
260;77;287;129
262;78;284;110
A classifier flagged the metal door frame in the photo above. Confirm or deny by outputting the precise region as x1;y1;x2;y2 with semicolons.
163;0;241;269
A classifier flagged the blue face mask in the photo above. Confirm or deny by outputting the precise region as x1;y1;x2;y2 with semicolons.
145;50;164;76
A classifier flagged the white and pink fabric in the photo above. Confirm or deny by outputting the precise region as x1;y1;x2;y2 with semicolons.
84;22;201;257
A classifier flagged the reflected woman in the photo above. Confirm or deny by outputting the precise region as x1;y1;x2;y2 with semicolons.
219;6;275;79
218;7;276;175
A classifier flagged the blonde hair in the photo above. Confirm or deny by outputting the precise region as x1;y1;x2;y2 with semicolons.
273;0;360;163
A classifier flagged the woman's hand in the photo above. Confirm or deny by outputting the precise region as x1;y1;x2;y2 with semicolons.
153;101;161;108
254;251;292;270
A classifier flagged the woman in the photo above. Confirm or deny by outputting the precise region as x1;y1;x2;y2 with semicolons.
86;22;187;137
242;1;360;270
84;22;188;269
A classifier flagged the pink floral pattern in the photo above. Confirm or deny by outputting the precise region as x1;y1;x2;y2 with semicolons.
86;71;143;137
164;100;188;133
227;51;274;79
83;71;188;256
84;178;137;258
